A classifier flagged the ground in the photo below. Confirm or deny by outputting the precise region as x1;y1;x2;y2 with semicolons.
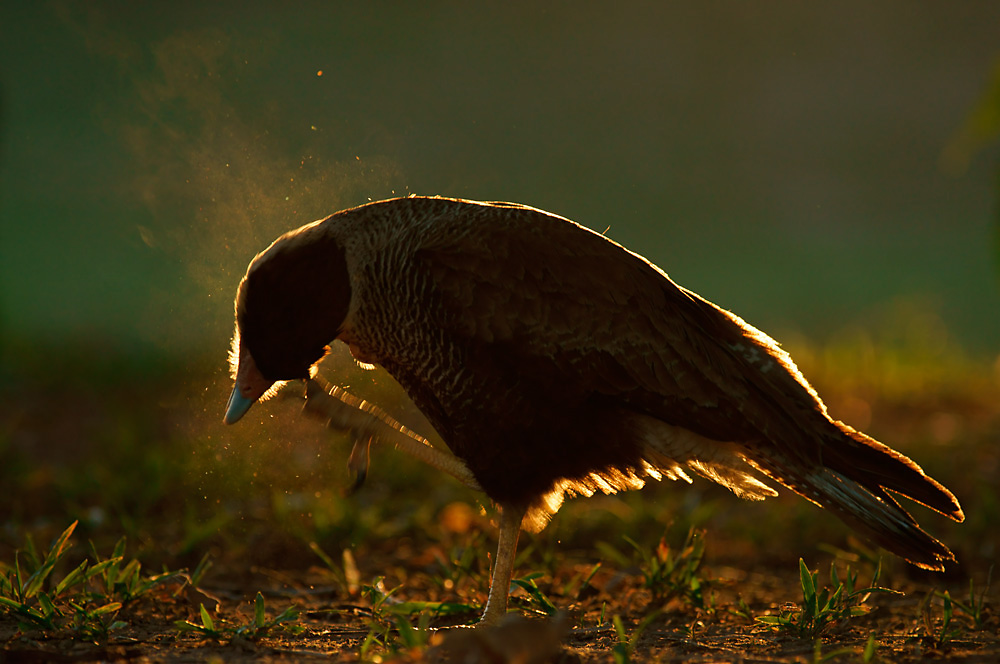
1;332;998;662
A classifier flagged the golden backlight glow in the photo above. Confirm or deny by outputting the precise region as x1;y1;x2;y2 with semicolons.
228;324;289;403
259;380;289;403
227;324;241;381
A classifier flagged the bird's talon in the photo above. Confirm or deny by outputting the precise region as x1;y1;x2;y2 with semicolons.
345;435;373;494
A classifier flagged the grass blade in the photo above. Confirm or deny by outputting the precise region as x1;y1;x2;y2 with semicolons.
799;559;815;601
255;592;266;628
91;601;123;616
199;603;215;631
54;560;90;596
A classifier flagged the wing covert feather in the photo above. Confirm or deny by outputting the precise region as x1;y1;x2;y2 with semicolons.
413;206;826;450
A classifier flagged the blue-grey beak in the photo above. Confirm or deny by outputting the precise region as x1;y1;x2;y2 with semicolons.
224;384;256;424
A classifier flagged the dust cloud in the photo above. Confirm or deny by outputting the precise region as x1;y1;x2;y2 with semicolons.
58;6;402;358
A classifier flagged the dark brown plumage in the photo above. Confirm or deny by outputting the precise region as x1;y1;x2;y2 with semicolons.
225;196;963;625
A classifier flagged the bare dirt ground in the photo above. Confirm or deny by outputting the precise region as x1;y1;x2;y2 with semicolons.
1;355;998;662
0;547;997;663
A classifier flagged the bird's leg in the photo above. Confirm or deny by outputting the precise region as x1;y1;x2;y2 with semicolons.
478;502;526;627
293;377;482;491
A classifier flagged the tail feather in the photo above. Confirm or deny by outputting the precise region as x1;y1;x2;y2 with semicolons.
809;468;956;570
827;421;964;522
745;424;962;571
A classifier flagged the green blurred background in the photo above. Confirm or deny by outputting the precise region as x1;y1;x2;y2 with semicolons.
2;2;999;368
1;3;998;568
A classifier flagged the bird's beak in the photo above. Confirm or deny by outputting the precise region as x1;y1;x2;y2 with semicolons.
224;349;274;424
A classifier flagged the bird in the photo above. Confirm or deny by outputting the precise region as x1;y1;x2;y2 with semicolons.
224;195;963;626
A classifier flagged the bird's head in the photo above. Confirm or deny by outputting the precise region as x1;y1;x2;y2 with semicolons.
224;222;351;424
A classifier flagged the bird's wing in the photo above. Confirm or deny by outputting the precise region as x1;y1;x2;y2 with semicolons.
414;203;828;459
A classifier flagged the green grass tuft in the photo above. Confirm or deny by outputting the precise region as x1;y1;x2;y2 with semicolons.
757;558;901;639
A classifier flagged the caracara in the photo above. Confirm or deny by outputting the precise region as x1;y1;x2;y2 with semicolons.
224;196;963;625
